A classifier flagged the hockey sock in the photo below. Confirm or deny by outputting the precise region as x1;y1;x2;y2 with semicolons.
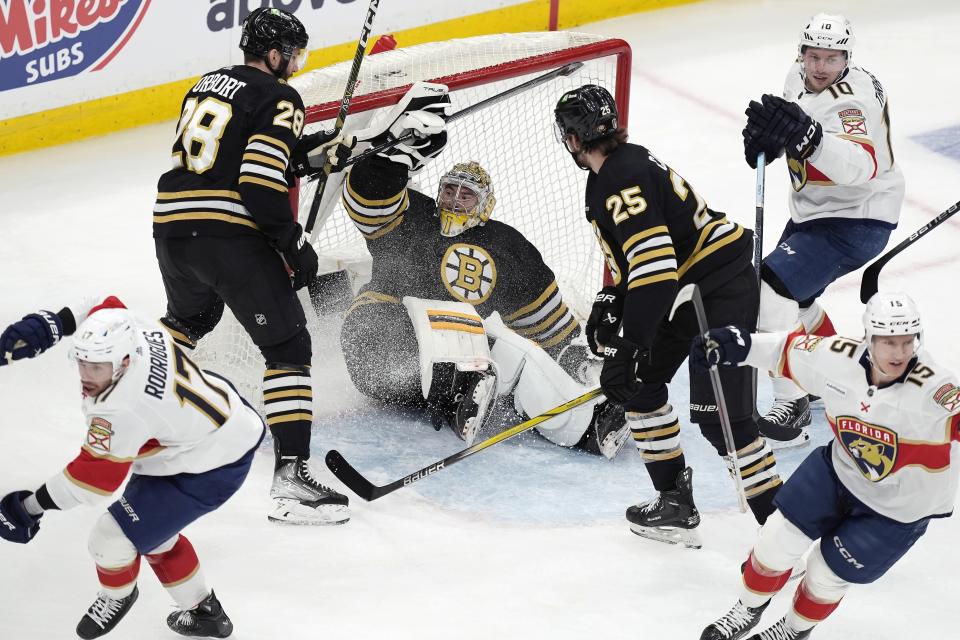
739;551;792;608
788;580;842;631
798;302;836;338
734;438;782;524
96;557;141;599
146;535;209;610
627;405;685;491
263;364;313;460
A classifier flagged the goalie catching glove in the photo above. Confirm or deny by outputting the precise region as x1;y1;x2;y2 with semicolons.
357;81;453;172
291;130;357;178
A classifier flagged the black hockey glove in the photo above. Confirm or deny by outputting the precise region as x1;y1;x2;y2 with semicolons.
291;130;357;178
599;336;648;404
0;491;42;544
742;126;783;170
689;325;752;371
0;310;63;365
281;231;319;291
585;286;624;357
748;94;823;162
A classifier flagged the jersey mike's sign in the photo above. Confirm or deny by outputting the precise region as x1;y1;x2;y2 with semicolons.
0;0;151;91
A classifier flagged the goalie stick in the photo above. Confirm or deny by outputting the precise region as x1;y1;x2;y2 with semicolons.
325;387;602;501
334;61;585;169
859;199;960;303
670;284;749;513
303;0;381;236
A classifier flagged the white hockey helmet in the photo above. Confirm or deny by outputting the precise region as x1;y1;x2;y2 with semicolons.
798;13;855;59
436;161;496;237
70;308;140;382
862;292;922;352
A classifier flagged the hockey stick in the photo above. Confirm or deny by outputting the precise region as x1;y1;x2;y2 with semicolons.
751;152;766;423
859;199;960;303
670;284;749;513
336;61;585;170
325;387;603;501
303;0;381;236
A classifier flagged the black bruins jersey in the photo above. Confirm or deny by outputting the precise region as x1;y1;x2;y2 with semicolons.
586;143;753;346
342;155;580;352
153;65;304;249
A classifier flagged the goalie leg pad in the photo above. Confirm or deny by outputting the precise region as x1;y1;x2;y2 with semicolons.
88;512;141;598
486;312;600;448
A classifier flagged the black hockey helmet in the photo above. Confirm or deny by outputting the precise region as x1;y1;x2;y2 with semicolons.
240;8;308;61
554;84;618;144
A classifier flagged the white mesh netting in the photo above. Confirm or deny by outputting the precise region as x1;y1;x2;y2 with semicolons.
191;32;630;406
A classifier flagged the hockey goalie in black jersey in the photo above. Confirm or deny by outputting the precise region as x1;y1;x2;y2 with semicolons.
554;84;783;547
338;82;627;456
152;8;352;526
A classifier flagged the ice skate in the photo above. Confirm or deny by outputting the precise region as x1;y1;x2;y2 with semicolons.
747;616;812;640
269;457;350;525
166;590;233;638
76;586;139;639
758;396;810;450
452;370;498;446
701;599;769;640
626;467;702;549
576;400;629;459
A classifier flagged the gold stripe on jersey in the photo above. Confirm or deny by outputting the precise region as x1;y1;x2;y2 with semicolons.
156;189;242;200
346;290;401;316
243;151;287;171
622;226;677;291
677;218;745;279
153;212;260;229
63;469;114;496
539;315;580;349
238;174;288;193
342;176;409;239
503;281;558;323
159;319;197;350
79;446;136;463
248;134;290;157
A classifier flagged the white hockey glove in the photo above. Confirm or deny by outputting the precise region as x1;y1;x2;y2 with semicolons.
357;81;453;172
291;130;357;177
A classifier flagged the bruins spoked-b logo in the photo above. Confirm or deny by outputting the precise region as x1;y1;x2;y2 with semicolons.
835;416;897;481
442;243;497;305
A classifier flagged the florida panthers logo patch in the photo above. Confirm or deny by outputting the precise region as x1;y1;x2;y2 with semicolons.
792;335;824;352
86;417;114;454
835;416;897;481
442;244;497;304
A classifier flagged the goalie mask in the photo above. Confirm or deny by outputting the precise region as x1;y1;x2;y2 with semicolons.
436;161;496;237
240;8;309;78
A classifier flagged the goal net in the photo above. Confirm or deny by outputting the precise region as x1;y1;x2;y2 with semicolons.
191;31;632;407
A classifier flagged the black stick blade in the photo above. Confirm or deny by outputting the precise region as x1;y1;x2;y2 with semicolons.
325;450;379;501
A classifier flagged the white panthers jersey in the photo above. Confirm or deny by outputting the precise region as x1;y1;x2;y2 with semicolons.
44;298;265;511
781;63;905;226
747;333;960;523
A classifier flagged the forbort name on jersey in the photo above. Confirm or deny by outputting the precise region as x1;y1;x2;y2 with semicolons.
191;73;247;100
142;331;169;400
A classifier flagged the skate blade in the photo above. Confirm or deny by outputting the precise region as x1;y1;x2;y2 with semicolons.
268;499;350;526
765;429;810;451
629;523;702;549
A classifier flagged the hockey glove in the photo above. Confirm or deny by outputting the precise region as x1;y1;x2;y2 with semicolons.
689;325;752;371
599;336;648;404
291;130;357;178
742;126;783;170
585;286;624;357
0;310;63;365
749;94;823;162
360;82;453;173
0;491;42;544
281;231;319;291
